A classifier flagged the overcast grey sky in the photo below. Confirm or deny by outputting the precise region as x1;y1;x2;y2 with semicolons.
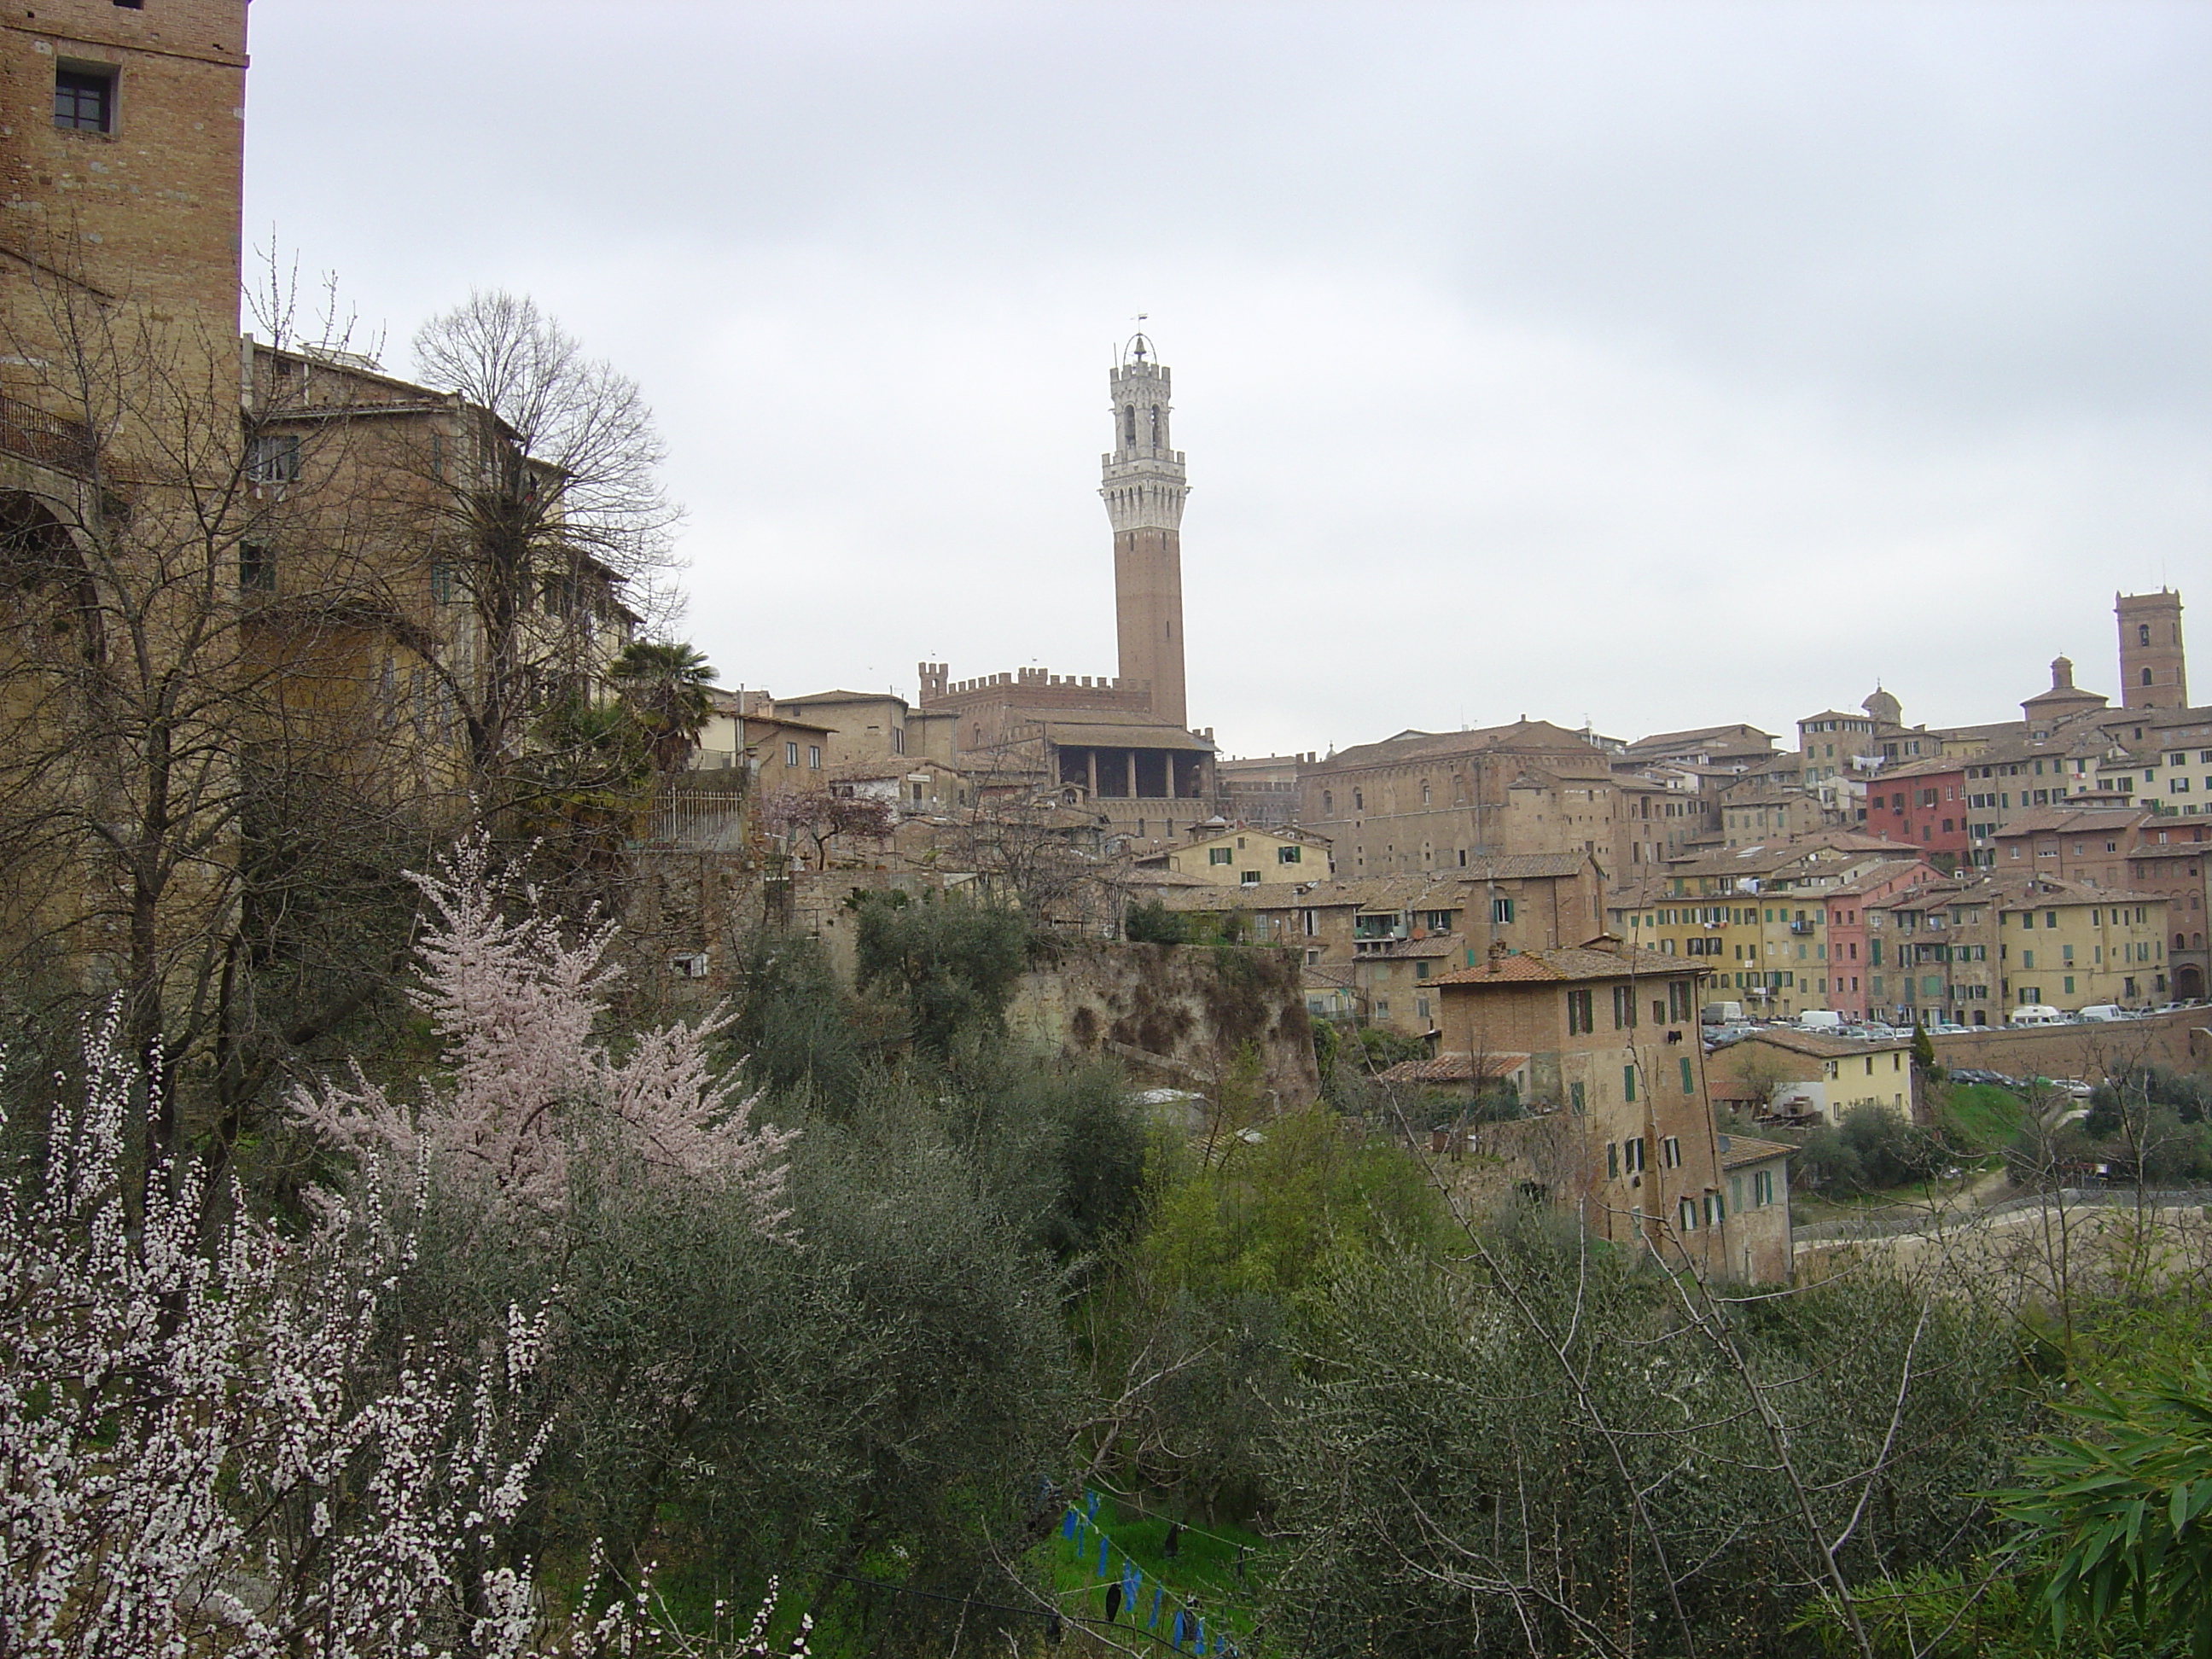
243;2;2211;758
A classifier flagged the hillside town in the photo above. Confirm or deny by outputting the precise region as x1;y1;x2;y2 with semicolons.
7;4;2212;1656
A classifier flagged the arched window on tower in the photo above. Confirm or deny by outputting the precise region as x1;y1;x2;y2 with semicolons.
2144;668;2156;686
2141;623;2153;646
1123;405;1137;447
1150;406;1161;448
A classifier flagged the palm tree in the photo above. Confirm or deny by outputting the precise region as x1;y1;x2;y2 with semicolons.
609;639;718;774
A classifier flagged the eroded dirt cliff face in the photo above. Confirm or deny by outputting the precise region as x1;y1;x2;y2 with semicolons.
1011;940;1319;1108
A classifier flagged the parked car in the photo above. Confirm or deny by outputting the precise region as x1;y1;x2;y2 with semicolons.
2075;1004;2130;1023
2009;1004;2065;1027
1858;1022;1903;1040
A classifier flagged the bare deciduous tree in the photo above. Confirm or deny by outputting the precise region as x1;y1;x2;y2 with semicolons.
0;251;450;1196
399;290;681;804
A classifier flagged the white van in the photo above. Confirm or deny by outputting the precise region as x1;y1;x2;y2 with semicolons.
1702;1002;1746;1026
1795;1010;1845;1033
2075;1004;2129;1023
2009;1004;2065;1027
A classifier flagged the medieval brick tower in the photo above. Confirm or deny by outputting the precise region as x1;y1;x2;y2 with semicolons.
2117;589;2187;712
1102;335;1189;730
1;1;248;370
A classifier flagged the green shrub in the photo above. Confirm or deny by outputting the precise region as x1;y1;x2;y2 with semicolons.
855;894;1029;1056
1124;899;1189;945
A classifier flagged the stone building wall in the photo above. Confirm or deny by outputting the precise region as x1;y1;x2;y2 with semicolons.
1927;1007;2212;1080
1008;940;1319;1108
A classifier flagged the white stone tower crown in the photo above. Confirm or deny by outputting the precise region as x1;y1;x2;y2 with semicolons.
1102;332;1190;729
1101;335;1189;533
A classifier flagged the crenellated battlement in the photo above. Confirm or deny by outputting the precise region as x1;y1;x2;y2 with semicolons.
915;661;1153;712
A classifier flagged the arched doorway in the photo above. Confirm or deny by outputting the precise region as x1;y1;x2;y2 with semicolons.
2176;963;2206;1002
0;489;98;659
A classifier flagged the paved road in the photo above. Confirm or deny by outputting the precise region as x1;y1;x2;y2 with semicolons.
1795;1186;2212;1244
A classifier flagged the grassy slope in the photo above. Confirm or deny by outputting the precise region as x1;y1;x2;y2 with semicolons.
1045;1498;1269;1644
1939;1082;2029;1155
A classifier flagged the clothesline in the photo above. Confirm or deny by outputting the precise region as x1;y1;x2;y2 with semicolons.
1074;1481;1258;1557
807;1564;1246;1656
1062;1492;1250;1657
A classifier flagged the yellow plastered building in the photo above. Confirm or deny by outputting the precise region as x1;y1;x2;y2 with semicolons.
1998;881;2169;1010
1145;820;1330;887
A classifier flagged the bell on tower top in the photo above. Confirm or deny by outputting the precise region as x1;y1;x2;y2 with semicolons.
1127;331;1152;364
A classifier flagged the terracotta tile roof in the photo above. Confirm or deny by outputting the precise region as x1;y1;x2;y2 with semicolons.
1160;865;1590;914
1356;934;1463;959
1718;1133;1798;1170
1313;719;1607;771
1996;881;2163;911
1866;755;1966;781
1994;806;2151;837
781;688;908;706
1375;1051;1534;1085
1033;717;1215;752
1155;881;1326;911
1625;722;1778;754
1736;1028;1911;1059
2137;704;2212;733
1431;942;1695;987
1122;867;1216;889
1819;859;1940;896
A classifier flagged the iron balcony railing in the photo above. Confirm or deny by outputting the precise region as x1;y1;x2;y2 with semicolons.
0;394;96;474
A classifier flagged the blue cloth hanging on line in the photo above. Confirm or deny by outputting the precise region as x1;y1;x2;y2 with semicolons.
1097;1535;1110;1577
1149;1586;1162;1630
1062;1508;1078;1541
1086;1490;1100;1520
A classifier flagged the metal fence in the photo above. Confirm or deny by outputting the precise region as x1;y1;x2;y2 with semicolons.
652;789;747;850
0;394;96;474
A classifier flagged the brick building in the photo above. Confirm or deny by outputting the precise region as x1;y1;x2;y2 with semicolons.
1995;879;2168;1013
909;335;1222;843
1864;757;1972;868
1146;854;1605;1034
1866;879;2001;1027
1297;719;1713;881
2119;589;2186;712
1706;1029;1920;1123
1430;940;1784;1280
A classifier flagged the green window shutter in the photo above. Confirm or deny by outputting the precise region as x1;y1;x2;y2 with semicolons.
1623;1065;1637;1103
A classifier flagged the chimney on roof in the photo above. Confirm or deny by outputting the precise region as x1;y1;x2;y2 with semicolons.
1487;940;1512;961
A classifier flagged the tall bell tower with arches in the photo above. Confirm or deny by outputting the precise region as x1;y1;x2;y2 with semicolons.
1102;333;1190;730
